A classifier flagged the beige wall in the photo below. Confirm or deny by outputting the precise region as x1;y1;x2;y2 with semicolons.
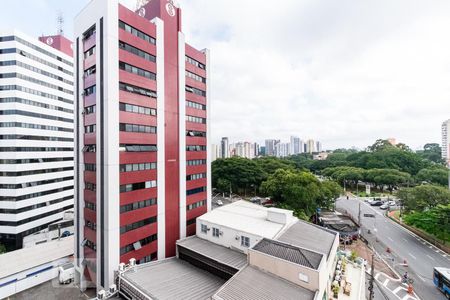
248;249;325;293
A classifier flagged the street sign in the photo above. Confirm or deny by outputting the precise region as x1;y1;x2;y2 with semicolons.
364;213;376;218
365;185;371;195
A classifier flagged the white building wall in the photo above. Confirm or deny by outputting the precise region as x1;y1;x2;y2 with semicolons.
0;30;74;246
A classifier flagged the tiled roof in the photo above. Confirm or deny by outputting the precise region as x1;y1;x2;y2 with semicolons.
252;238;323;269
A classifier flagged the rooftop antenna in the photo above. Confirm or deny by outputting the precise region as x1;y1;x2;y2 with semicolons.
57;11;64;36
135;0;149;11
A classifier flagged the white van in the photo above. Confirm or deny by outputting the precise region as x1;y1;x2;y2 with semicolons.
58;263;74;284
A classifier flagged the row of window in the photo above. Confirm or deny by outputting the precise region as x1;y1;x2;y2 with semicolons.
0;134;73;142
0;157;73;164
85;239;96;251
187;199;206;211
119;144;157;152
0;147;73;152
0;185;73;202
84;46;95;59
0;84;73;104
186;100;206;110
119;82;157;98
0;166;73;177
119;61;156;80
0;176;73;190
186;56;206;70
84;65;96;78
119;123;156;134
120;234;157;255
0;122;73;133
120;216;157;234
187;173;206;181
119;20;156;45
187;159;207;166
86;220;96;231
186;145;207;151
138;252;158;264
200;224;251;247
82;145;96;152
0;109;72;123
0;195;73;214
11;35;73;66
84;85;96;96
85;164;96;172
186;186;206;196
0;48;72;76
0;60;73;85
120;180;157;193
186;86;206;97
186;70;206;83
0;205;73;227
85;201;96;211
83;25;96;40
0;97;73;114
85;182;96;192
120;198;157;213
85;124;96;133
187;130;206;137
120;162;156;173
84;105;96;114
0;73;72;95
186;115;206;124
119;102;156;116
119;41;156;63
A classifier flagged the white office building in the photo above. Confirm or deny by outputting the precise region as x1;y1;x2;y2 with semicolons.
442;119;450;166
0;30;74;250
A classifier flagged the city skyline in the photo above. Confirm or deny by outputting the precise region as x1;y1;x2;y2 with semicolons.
0;1;449;149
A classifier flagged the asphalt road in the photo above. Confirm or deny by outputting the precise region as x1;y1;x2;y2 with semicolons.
337;197;450;300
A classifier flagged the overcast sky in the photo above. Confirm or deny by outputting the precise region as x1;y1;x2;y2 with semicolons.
1;0;449;150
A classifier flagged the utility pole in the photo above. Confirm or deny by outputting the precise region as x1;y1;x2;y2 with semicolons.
358;202;361;227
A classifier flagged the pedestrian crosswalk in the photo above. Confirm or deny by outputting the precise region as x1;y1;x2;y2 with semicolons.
373;271;420;300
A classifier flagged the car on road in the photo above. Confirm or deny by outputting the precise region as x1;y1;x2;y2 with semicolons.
370;200;383;206
215;200;223;206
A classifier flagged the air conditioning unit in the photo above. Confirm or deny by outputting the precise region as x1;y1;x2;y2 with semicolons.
235;235;240;241
109;284;117;294
219;231;224;236
129;258;136;267
97;290;106;299
118;263;125;272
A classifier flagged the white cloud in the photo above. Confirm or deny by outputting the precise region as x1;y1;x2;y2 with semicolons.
180;0;450;150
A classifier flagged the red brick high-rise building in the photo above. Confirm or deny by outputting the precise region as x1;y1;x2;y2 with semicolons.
74;0;210;290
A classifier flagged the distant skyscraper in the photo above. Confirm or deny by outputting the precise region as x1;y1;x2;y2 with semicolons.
442;120;450;166
290;136;301;155
265;139;279;156
254;142;260;157
0;30;74;250
316;141;322;153
221;137;229;158
306;139;315;154
211;144;219;161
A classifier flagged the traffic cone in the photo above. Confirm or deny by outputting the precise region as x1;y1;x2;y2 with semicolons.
386;247;391;253
407;284;413;295
403;259;408;266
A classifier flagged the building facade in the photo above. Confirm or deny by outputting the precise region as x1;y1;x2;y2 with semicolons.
74;0;210;290
442;120;450;166
0;30;74;250
220;137;229;159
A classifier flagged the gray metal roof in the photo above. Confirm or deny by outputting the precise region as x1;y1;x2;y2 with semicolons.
277;220;337;259
213;265;316;300
252;238;323;270
121;258;225;300
177;236;247;270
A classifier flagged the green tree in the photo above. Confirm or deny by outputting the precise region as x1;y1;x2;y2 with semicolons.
364;168;411;192
261;169;341;216
397;184;450;212
254;156;294;175
416;166;448;186
404;204;450;243
416;143;445;164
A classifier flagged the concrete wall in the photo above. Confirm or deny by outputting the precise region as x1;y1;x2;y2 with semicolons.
196;220;262;254
248;248;322;293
